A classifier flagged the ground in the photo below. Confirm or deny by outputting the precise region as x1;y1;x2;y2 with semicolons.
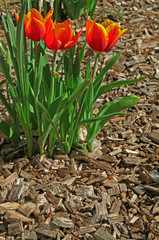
0;0;159;239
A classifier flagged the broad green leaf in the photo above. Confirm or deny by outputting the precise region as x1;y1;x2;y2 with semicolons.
5;7;17;48
87;95;140;150
79;42;86;63
63;0;86;19
0;40;7;55
0;91;13;117
0;120;20;145
93;51;123;98
67;80;90;107
95;77;145;101
69;112;125;149
37;100;62;149
16;1;26;96
73;47;83;86
87;0;98;16
35;52;43;97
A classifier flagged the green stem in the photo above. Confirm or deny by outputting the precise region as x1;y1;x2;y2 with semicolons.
49;51;57;105
92;52;99;80
34;42;42;140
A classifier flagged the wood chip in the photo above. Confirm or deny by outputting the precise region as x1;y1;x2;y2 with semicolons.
52;217;74;228
8;220;23;236
0;172;18;188
94;229;115;240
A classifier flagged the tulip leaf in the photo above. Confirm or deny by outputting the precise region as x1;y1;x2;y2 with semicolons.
63;0;86;19
93;51;123;100
0;120;20;145
73;47;84;86
87;95;140;150
66;80;90;107
0;90;13;117
86;0;98;16
95;77;145;101
79;42;86;63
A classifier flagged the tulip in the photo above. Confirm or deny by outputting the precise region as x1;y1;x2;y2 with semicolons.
15;9;53;42
44;19;83;51
86;19;127;52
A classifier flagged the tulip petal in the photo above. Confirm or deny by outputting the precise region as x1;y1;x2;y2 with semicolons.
101;20;114;29
86;19;107;52
44;28;62;51
27;8;44;22
25;17;45;41
44;9;53;23
15;12;19;22
56;26;72;49
63;28;83;50
104;23;127;51
44;17;53;38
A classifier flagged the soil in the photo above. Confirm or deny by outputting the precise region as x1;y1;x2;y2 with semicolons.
0;0;159;239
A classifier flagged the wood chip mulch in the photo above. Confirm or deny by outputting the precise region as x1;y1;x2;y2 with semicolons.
0;0;159;239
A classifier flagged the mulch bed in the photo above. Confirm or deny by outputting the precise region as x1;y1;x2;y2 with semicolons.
0;0;159;239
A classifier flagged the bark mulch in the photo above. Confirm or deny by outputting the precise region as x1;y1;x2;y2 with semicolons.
0;0;159;239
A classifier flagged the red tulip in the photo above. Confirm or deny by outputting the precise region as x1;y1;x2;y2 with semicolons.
15;9;53;42
86;19;127;52
44;19;83;51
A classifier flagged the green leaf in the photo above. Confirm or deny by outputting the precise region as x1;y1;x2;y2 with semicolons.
95;77;145;101
79;42;86;63
0;49;15;87
0;91;13;117
3;3;16;48
93;51;123;100
73;47;83;86
0;120;20;145
37;100;63;150
87;0;98;16
16;1;26;96
66;80;90;107
87;95;140;150
0;40;7;55
63;0;86;19
35;52;43;97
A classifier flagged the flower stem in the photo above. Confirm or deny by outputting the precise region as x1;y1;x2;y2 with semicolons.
34;42;42;140
92;52;99;80
49;51;57;103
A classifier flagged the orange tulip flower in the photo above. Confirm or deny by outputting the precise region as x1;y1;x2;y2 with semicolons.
44;19;83;51
15;9;53;42
86;19;127;52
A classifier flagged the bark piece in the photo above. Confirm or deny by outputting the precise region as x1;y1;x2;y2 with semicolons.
148;170;159;183
8;220;23;236
17;202;37;217
133;185;146;195
95;202;108;218
107;185;120;196
75;185;94;198
86;176;107;185
52;217;74;228
110;199;122;214
94;229;115;240
123;156;148;165
0;172;18;188
7;178;24;201
4;210;33;223
152;201;159;214
147;131;159;144
22;231;37;240
35;222;58;238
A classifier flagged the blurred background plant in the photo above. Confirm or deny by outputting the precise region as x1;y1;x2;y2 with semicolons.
31;0;98;21
109;5;124;22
